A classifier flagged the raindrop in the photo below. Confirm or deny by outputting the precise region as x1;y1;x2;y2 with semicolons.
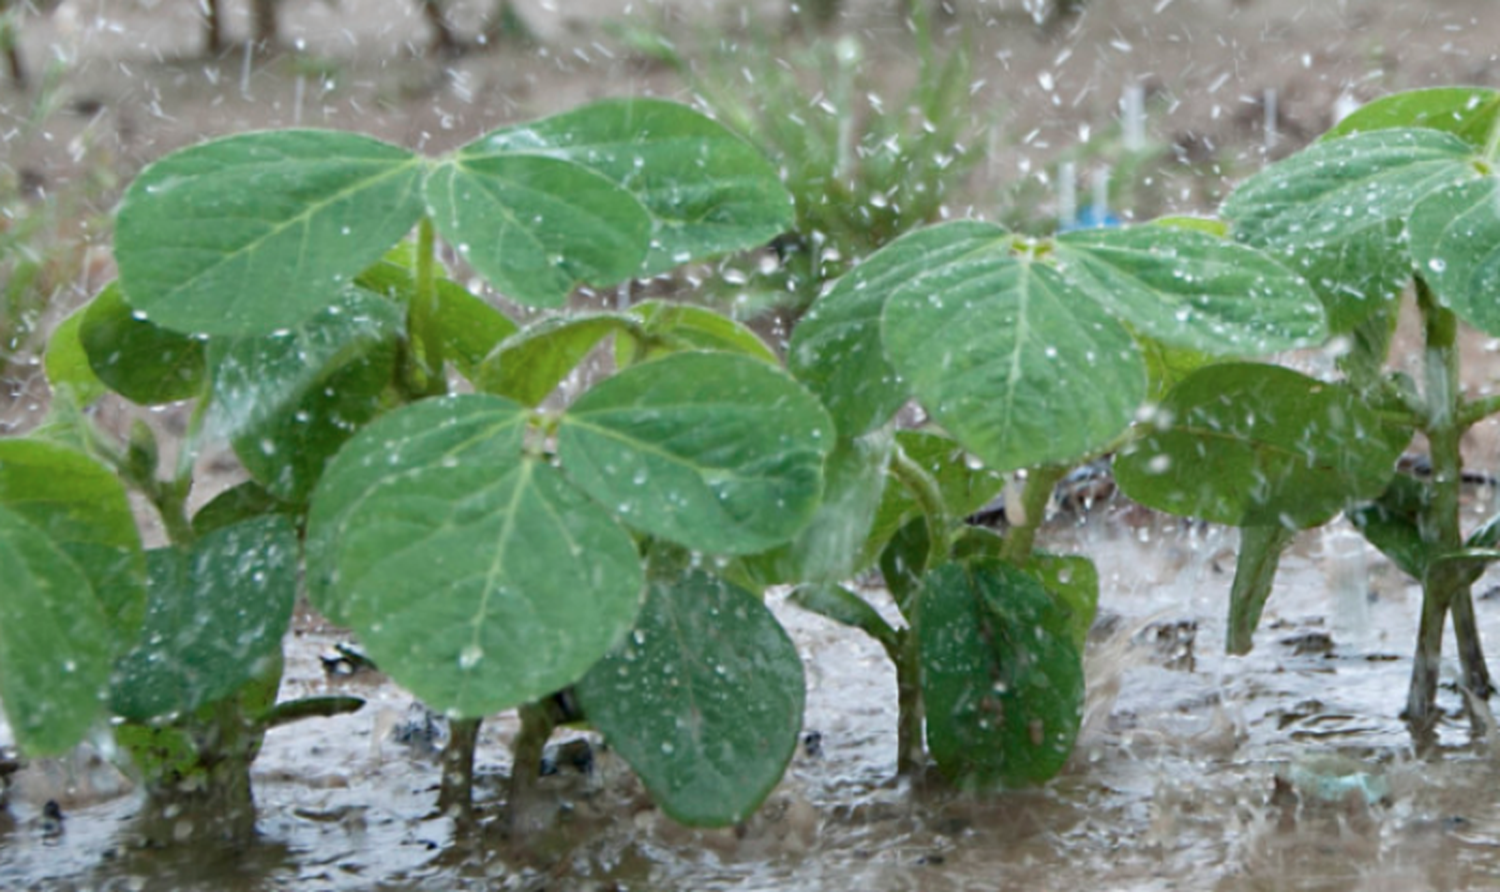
459;644;484;669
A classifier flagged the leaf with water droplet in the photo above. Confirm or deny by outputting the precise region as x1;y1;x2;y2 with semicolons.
559;352;833;554
615;299;777;369
1053;226;1327;355
0;504;113;756
919;557;1084;788
1222;128;1473;334
881;226;1146;471
75;282;206;405
209;287;402;503
1323;87;1500;149
578;565;804;827
115;130;426;336
0;439;146;650
307;394;643;717
1409;176;1500;336
862;431;1007;569
110;515;298;721
476;313;639;406
1114;363;1408;528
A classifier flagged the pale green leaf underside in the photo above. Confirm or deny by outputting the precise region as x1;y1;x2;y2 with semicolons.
116;130;426;336
1114;363;1407;528
559;352;834;555
0;505;111;756
578;567;804;827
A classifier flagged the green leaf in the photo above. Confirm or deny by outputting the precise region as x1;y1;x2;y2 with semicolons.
882;238;1145;472
426;154;649;308
42;306;108;406
1324;88;1500;149
787;582;899;652
1226;524;1298;655
559;352;834;555
192;480;300;538
476;313;636;406
1222;128;1473;333
307;395;644;717
789;222;1000;438
1348;474;1429;580
735;431;892;586
78;282;206;405
1024;552;1099;652
919;558;1084;788
461;98;793;278
878;516;928;617
0;505;112;756
1114;363;1408;528
577;567;804;827
1409;176;1500;336
1137;337;1216;403
616;299;778;368
110;516;298;721
1054;226;1327;356
115;130;426;336
1151;216;1228;237
209;287;402;502
0;439;146;647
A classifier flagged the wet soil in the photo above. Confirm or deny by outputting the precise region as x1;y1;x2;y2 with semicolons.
7;0;1500;889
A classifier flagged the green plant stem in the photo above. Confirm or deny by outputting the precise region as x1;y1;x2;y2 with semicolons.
507;700;556;834
888;446;951;572
1458;393;1500;430
404;217;446;397
1406;277;1493;728
893;628;923;777
437;716;482;828
1000;465;1068;566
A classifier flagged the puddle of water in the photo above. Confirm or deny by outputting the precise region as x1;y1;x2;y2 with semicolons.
8;504;1500;890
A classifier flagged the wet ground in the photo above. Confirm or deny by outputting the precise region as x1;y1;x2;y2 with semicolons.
8;0;1500;888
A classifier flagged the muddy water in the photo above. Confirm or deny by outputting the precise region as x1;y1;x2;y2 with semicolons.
8;500;1500;891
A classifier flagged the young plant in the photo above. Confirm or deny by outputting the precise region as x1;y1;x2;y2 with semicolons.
1;97;828;841
783;206;1325;783
1114;86;1500;735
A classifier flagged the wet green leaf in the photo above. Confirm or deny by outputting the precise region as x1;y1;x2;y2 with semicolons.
115;130;425;336
307;395;643;717
463;99;793;278
1054;226;1327;355
863;431;1007;566
787;582;900;652
0;504;112;756
882;234;1145;472
919;558;1084;788
1227;524;1297;655
578;567;804;827
1222;128;1473;333
78;282;206;405
1115;363;1408;528
1324;88;1500;149
789;222;999;438
736;431;892;586
0;439;146;646
559;352;833;555
1348;474;1429;580
1025;552;1099;652
1409;176;1500;336
475;313;637;406
615;299;777;368
111;516;298;721
192;481;300;538
209;288;402;503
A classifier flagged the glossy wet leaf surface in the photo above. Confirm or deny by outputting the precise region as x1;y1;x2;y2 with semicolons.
77;283;206;405
476;313;636;406
559;352;833;555
0;505;112;756
578;567;804;827
1409;175;1500;336
115;130;425;336
919;557;1084;788
1323;87;1500;148
111;516;298;722
1221;128;1473;333
615;299;778;368
306;395;643;717
209;287;402;503
1114;363;1408;528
